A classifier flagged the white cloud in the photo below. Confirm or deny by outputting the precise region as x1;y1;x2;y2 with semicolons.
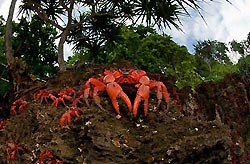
0;0;10;19
0;0;22;20
220;0;250;42
165;0;250;54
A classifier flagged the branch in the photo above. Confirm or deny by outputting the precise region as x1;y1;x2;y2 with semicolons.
67;0;75;27
72;12;117;29
27;1;64;31
0;77;9;83
60;0;69;11
0;63;7;67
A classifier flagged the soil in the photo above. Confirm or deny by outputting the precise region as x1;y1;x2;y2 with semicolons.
0;60;249;163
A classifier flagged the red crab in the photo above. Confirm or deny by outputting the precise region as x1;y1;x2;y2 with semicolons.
6;141;25;160
60;107;82;127
34;89;57;104
51;87;75;107
34;87;75;107
38;150;63;164
0;120;7;131
10;98;30;115
83;73;133;118
83;69;170;118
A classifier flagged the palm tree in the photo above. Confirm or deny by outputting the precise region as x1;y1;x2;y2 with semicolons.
17;0;232;71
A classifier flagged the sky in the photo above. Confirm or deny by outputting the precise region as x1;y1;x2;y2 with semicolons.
0;0;249;62
164;0;250;52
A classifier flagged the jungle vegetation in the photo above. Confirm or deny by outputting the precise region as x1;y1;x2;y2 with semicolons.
1;0;250;97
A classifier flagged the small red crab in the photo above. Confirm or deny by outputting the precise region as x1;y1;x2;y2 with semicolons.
83;69;170;118
51;87;75;107
0;120;7;131
10;98;30;115
6;141;25;160
60;107;82;127
38;150;63;164
34;89;58;104
34;87;75;107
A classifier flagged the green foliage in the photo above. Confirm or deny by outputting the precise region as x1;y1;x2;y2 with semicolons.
69;25;204;89
0;60;9;98
237;55;250;74
236;55;250;85
134;33;191;73
0;16;5;59
174;60;204;90
0;14;59;97
230;40;245;55
193;39;237;83
0;80;9;98
206;62;237;82
194;40;232;65
229;33;250;57
108;25;193;74
13;16;59;78
0;36;4;58
0;16;9;97
0;57;9;98
194;55;211;78
70;25;193;73
105;26;202;89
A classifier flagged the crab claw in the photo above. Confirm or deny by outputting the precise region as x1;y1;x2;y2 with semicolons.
133;76;150;117
104;74;132;116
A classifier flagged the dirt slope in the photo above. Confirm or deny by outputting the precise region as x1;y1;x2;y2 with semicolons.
0;61;249;163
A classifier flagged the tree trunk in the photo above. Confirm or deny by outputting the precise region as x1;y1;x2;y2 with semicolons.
5;0;17;104
58;32;66;71
58;28;70;71
57;1;74;71
5;0;33;101
5;0;16;65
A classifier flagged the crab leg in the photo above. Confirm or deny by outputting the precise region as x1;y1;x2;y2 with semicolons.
133;76;150;117
150;81;170;108
133;85;150;117
160;82;170;106
83;87;91;107
84;78;106;109
93;85;106;110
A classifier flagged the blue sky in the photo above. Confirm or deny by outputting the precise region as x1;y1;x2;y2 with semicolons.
1;0;249;62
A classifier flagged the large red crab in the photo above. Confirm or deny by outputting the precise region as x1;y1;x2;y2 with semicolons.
83;69;170;118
